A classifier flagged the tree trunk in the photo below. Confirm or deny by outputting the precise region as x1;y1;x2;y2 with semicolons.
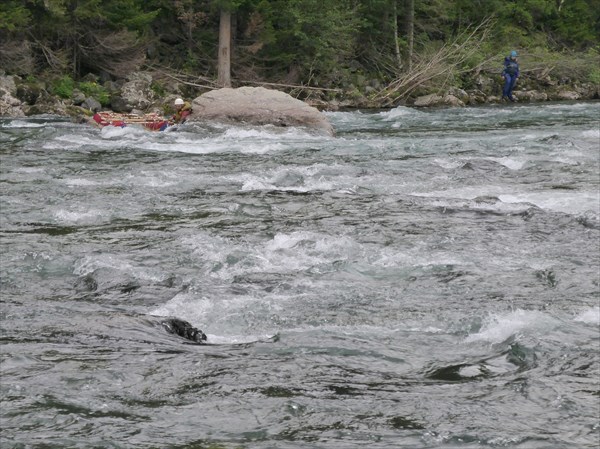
392;0;402;71
217;9;231;88
406;0;414;72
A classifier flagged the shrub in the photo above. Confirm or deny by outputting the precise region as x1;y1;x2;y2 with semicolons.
52;75;74;99
78;81;110;106
589;68;600;85
151;81;166;97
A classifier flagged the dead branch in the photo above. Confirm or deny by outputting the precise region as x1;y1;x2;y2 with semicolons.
147;66;217;90
237;79;341;92
0;38;36;74
146;63;341;93
374;17;494;106
78;30;147;78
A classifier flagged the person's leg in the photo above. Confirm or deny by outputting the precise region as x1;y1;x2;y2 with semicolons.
508;76;517;101
502;74;513;99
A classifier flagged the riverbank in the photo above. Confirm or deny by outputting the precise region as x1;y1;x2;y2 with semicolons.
1;70;598;121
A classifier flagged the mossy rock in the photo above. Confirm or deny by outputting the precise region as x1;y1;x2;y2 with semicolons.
16;82;43;105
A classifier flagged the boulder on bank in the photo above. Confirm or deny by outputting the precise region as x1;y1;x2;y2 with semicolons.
515;90;548;102
0;75;25;117
412;93;465;108
114;72;155;112
188;86;334;135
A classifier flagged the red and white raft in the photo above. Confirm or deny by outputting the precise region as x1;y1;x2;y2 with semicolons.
92;111;173;131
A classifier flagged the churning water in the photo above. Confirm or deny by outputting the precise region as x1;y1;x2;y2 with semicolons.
1;102;599;449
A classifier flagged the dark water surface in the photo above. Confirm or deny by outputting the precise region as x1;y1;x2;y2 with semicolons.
1;102;599;448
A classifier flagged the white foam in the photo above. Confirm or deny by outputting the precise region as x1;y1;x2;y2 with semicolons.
574;307;600;325
204;333;275;345
499;191;599;215
412;186;504;200
581;128;600;139
43;134;105;150
62;178;101;187
465;309;557;344
239;167;336;192
149;292;212;319
412;186;598;215
73;254;134;276
180;229;361;283
219;126;321;141
433;158;463;170
380;106;419;120
14;167;45;174
100;125;146;139
54;208;107;224
489;157;526;170
3;120;46;128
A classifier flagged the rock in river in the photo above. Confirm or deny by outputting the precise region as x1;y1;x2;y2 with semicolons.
188;86;334;135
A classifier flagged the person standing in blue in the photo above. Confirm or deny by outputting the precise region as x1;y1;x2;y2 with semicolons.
501;50;520;102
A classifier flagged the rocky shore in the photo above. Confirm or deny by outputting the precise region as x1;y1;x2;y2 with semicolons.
1;70;598;122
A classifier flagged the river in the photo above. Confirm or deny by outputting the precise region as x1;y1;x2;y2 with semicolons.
1;102;599;448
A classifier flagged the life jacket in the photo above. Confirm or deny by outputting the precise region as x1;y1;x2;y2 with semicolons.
173;102;192;122
503;57;519;77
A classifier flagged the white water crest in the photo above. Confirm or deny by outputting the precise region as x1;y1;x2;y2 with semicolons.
465;309;560;344
574;306;600;325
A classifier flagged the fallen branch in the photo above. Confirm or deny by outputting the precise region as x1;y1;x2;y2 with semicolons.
146;63;341;93
149;67;217;90
374;17;495;106
234;79;341;92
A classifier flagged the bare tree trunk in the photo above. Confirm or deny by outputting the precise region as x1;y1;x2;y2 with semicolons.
217;9;231;88
406;0;414;72
392;0;402;71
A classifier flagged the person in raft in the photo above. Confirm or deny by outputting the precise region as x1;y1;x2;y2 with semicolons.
501;50;520;102
172;98;192;124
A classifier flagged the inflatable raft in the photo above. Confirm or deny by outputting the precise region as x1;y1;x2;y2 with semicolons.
92;111;173;131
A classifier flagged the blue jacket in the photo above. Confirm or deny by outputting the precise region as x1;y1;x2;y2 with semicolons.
502;57;520;78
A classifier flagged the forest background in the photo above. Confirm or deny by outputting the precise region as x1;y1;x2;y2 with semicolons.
1;0;599;110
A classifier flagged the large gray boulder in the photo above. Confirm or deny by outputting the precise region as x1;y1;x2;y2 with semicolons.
116;72;155;111
189;86;334;135
0;75;25;117
413;93;465;108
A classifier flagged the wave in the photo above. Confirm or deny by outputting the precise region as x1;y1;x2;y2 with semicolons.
464;309;559;344
2;120;47;128
53;208;109;224
574;306;600;325
380;106;421;120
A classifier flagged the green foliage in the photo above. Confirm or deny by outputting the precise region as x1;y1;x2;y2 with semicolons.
589;68;600;85
3;0;598;96
78;81;110;106
52;76;75;99
151;82;166;97
103;0;159;32
50;76;110;105
0;1;31;31
552;0;600;48
255;0;363;83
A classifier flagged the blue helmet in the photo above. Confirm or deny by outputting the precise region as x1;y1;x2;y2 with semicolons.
510;50;518;57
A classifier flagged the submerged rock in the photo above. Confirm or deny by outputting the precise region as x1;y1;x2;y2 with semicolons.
188;86;334;135
162;317;207;343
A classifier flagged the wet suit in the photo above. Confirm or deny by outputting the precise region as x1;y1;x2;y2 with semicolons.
502;56;520;101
